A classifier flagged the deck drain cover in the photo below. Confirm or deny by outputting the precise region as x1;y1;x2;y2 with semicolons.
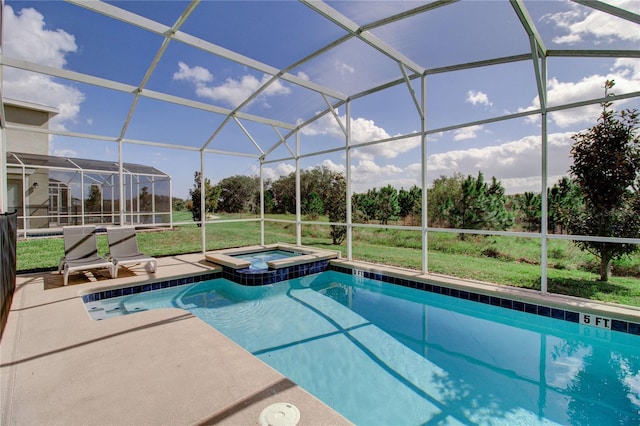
259;402;300;426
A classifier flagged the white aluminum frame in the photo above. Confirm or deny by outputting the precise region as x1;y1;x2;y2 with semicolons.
1;0;639;294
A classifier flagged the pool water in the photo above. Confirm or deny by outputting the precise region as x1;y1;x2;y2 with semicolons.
87;271;640;425
233;249;301;270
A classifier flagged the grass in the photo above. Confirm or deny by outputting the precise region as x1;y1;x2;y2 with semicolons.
15;213;640;307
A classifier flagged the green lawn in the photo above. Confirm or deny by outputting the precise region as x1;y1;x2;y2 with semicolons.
16;213;640;307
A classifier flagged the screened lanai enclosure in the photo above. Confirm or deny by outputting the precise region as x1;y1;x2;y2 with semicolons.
6;152;171;236
1;1;639;293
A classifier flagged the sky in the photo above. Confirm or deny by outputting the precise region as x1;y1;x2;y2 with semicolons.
3;0;640;199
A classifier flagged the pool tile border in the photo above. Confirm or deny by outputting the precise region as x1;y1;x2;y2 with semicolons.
81;261;640;337
328;264;640;336
81;260;332;303
81;271;222;303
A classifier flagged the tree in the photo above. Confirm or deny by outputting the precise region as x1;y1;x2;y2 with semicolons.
263;188;276;214
269;165;341;215
568;80;640;281
303;191;324;220
139;186;152;212
376;184;400;225
362;188;380;222
139;186;152;224
516;191;541;232
427;173;464;227
172;197;186;212
398;185;422;225
485;175;514;231
216;175;259;213
189;171;221;225
325;173;347;244
85;184;102;213
447;172;513;239
547;176;582;234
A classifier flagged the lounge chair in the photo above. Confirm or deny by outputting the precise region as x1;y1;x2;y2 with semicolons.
106;226;156;278
59;225;114;286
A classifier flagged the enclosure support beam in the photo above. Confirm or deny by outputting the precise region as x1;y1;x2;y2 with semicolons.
421;75;428;274
234;117;265;156
540;57;549;294
400;63;424;121
295;132;302;246
169;175;174;230
0;125;6;213
200;151;206;254
260;159;265;246
118;141;125;226
20;165;27;236
346;100;353;261
323;94;347;137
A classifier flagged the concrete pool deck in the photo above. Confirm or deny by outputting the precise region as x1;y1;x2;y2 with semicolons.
3;253;639;425
0;254;351;426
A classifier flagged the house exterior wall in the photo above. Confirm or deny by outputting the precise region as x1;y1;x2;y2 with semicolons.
4;100;58;230
5;102;53;155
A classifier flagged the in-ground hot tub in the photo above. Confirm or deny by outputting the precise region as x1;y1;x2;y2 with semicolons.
205;243;340;286
233;249;302;270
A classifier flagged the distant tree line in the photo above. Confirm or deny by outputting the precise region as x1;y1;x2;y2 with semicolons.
187;167;610;239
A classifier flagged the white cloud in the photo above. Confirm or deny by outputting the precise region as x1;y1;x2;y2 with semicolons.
273;130;577;194
613;58;640;81
426;132;575;193
296;71;310;81
3;6;77;67
519;60;640;128
453;125;483;141
3;5;84;131
350;160;410;192
543;0;640;44
299;111;345;138
336;61;355;75
173;62;213;84
466;90;492;107
317;159;345;174
259;162;296;181
51;147;78;158
260;159;345;182
353;135;421;161
301;109;421;161
348;132;575;194
176;62;291;108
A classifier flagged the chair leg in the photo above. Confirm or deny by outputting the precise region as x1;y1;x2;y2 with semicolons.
147;260;157;273
112;263;119;278
63;266;69;286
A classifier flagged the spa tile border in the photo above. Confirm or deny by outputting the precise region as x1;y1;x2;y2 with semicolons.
328;264;640;336
81;271;222;303
221;259;330;286
82;260;331;304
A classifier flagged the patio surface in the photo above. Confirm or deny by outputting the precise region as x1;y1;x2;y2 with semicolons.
3;252;640;426
0;254;351;425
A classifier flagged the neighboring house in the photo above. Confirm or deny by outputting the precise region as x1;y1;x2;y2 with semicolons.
4;99;171;235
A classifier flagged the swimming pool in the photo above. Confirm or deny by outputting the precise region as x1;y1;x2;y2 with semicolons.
84;271;640;425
